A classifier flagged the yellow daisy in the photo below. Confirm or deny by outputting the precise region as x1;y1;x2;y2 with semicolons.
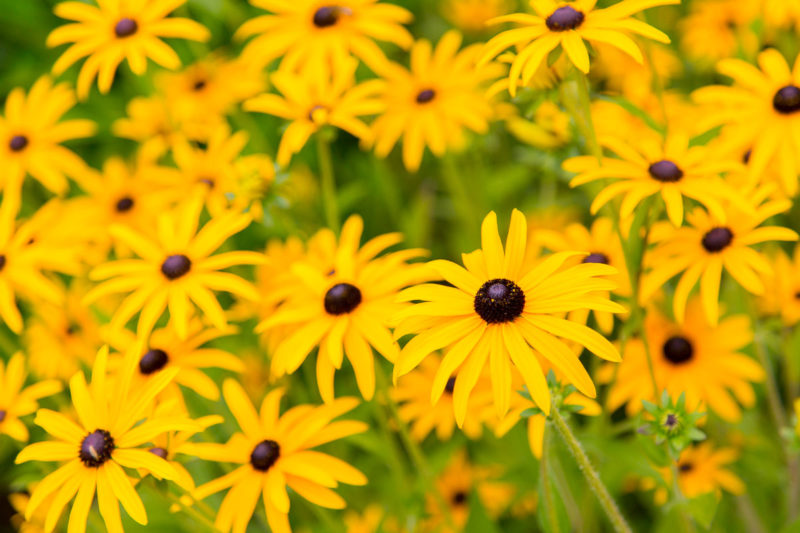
244;59;384;167
192;379;368;533
371;30;504;171
480;0;679;96
641;186;798;325
759;246;800;326
236;0;413;72
112;95;181;160
442;0;514;34
47;0;210;99
84;197;265;339
0;76;95;198
394;209;624;424
505;100;572;150
678;0;759;66
0;353;62;443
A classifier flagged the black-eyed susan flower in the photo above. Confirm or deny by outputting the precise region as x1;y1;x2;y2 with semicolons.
15;346;196;533
84;197;265;340
192;379;368;533
0;353;62;443
236;0;413;72
371;30;504;171
0;77;95;198
480;0;679;96
759;246;800;326
394;210;624;424
505;101;572;150
257;215;430;402
244;60;384;167
599;298;763;422
678;0;759;66
694;49;800;195
641;187;798;325
112;95;181;160
47;0;210;99
565;130;745;227
442;0;514;34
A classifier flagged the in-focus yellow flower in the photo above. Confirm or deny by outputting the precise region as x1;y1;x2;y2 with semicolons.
693;49;800;195
442;0;514;33
600;298;763;421
480;0;678;96
565;130;745;227
257;215;429;402
15;346;195;533
0;353;62;442
394;210;624;424
47;0;210;98
236;0;413;72
759;246;800;326
0;77;95;198
192;380;367;533
641;187;798;325
371;30;503;171
84;197;265;339
245;60;384;167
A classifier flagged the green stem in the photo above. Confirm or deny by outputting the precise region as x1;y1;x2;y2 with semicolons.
559;68;602;161
551;407;632;533
163;488;219;532
441;155;480;240
316;134;340;233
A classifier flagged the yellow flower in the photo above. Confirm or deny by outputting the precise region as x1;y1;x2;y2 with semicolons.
84;197;265;339
678;0;759;66
763;0;800;30
565;130;745;227
0;76;95;198
693;49;800;195
47;0;210;99
112;95;181;160
257;215;429;402
371;30;503;171
442;0;514;33
0;353;62;442
480;0;678;96
236;0;413;72
245;60;384;167
15;345;195;533
231;154;277;222
759;246;800;326
505;101;572;149
641;187;798;325
600;298;764;422
192;379;368;533
345;504;404;533
591;42;682;106
394;210;624;424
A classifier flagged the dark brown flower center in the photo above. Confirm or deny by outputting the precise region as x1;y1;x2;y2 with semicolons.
444;376;456;394
115;197;134;212
701;227;733;253
193;79;207;91
545;6;585;31
742;150;752;164
452;490;468;506
324;283;362;315
0;255;6;271
251;440;280;471
161;254;192;279
648;160;684;182
583;252;609;264
313;6;349;27
662;336;693;365
679;462;694;472
416;89;436;104
773;85;800;114
114;18;138;38
79;430;115;467
139;348;169;375
149;447;168;459
9;135;28;152
474;278;526;324
0;410;6;423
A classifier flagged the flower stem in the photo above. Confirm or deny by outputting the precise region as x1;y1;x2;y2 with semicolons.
316;133;340;233
559;68;602;161
551;406;632;533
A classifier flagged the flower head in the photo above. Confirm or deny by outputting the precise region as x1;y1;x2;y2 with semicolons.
0;353;62;442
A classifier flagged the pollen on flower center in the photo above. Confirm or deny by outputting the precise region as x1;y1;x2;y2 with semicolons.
313;6;349;27
149;447;168;459
79;429;115;467
545;6;585;31
161;254;192;279
324;282;362;315
662;335;694;364
444;376;456;394
9;135;28;152
473;278;526;324
583;252;609;264
416;89;436;104
114;18;138;38
648;160;684;182
250;440;281;471
773;85;800;114
115;197;134;212
701;227;733;253
139;348;169;375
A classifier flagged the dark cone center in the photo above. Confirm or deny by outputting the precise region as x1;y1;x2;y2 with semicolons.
648;160;684;182
193;80;207;91
115;197;134;212
324;283;362;315
139;348;169;375
474;278;525;324
114;18;138;38
149;447;168;459
0;410;6;423
662;336;694;365
583;252;609;264
313;6;345;27
161;254;192;279
9;135;28;152
0;255;6;271
773;85;800;114
701;227;733;253
679;462;694;472
545;6;585;31
79;429;115;467
416;89;436;104
452;490;468;506
251;440;280;471
444;376;456;394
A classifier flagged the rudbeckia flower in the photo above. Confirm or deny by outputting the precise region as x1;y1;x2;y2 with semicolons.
0;76;95;198
694;49;800;195
0;353;62;442
599;298;763;422
678;0;759;65
442;0;514;34
244;60;384;167
15;346;196;533
370;30;504;171
641;186;798;325
112;95;181;160
565;130;746;227
257;215;430;402
84;197;265;340
759;246;800;326
236;0;413;73
394;210;624;424
479;0;679;96
192;380;368;533
47;0;210;99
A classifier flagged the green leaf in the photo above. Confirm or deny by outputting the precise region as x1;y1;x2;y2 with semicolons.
635;433;671;467
687;491;719;530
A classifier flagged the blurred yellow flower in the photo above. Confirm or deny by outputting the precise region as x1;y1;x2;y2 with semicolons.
0;353;62;442
442;0;515;33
